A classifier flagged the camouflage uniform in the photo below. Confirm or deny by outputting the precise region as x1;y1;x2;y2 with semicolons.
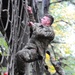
15;9;55;75
15;22;55;75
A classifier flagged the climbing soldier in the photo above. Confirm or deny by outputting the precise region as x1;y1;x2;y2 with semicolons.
15;6;55;75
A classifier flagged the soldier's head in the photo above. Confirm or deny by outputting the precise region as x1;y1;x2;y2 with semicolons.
41;14;54;26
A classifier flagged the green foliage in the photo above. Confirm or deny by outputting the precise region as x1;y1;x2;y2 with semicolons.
46;0;75;74
0;67;7;72
0;38;8;50
62;56;75;75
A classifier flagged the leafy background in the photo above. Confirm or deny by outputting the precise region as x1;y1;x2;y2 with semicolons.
45;0;75;75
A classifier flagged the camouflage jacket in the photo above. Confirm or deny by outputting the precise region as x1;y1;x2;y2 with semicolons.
27;23;55;58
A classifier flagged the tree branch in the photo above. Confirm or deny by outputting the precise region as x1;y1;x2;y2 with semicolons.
54;20;72;25
50;52;65;75
50;0;69;5
50;0;75;5
70;1;75;5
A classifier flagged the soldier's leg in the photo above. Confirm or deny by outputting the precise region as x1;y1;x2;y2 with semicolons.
15;48;41;75
15;50;26;75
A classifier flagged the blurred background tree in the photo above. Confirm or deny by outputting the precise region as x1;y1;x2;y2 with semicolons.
45;0;75;75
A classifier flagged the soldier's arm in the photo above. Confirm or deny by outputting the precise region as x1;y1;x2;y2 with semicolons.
35;26;55;40
27;6;35;22
28;13;35;22
28;22;41;31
